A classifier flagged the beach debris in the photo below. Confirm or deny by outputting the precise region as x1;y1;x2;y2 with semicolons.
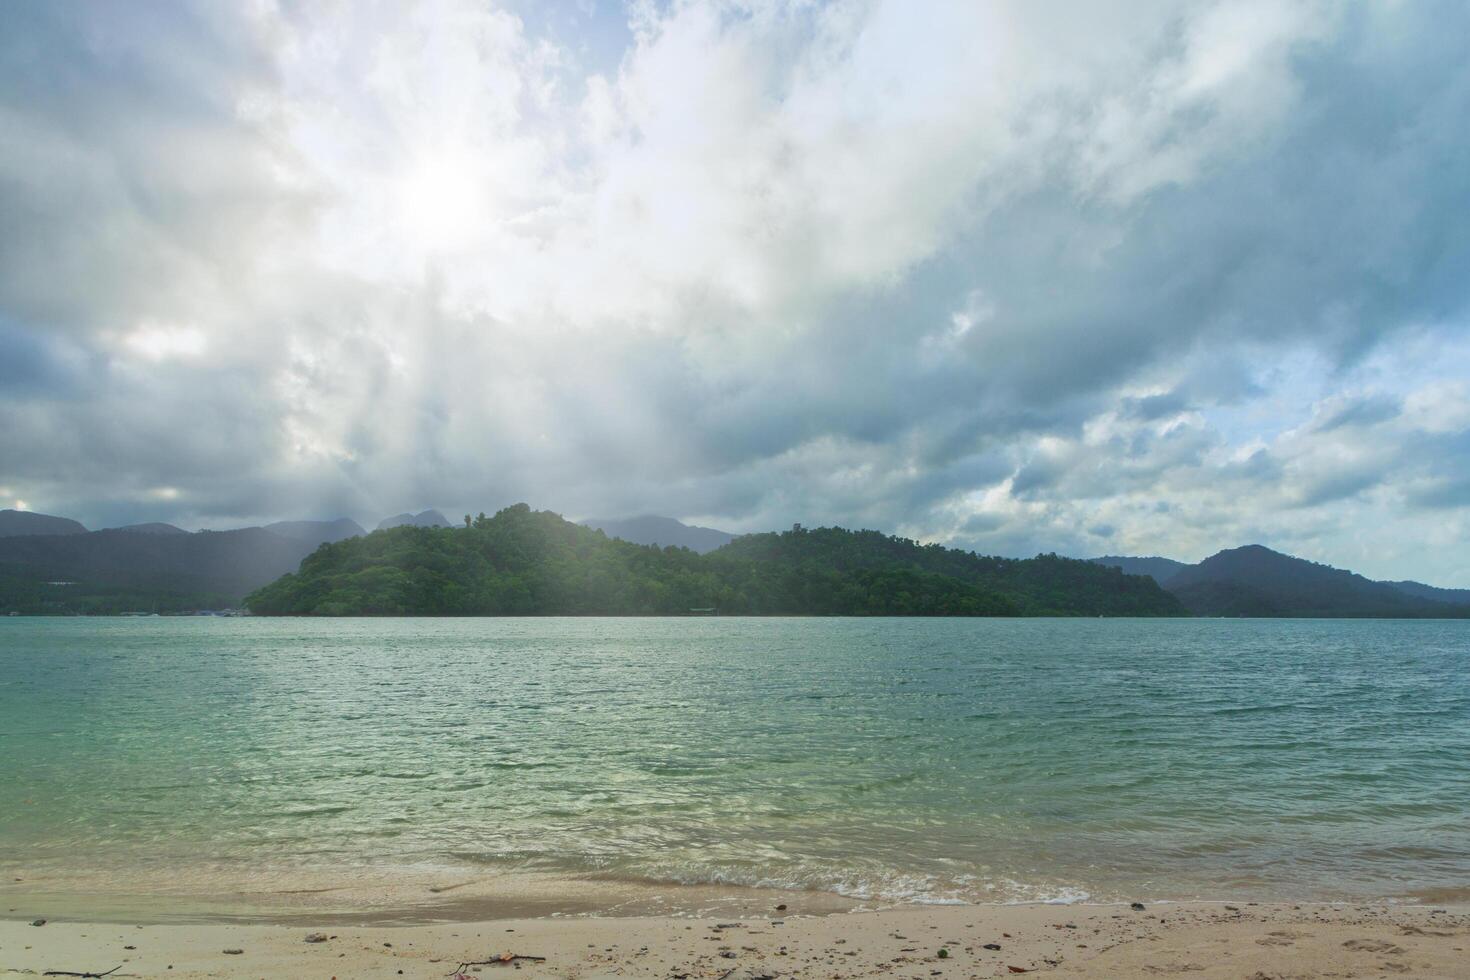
42;968;121;979
1399;925;1454;937
305;932;330;943
937;948;949;959
222;948;243;955
982;943;1002;951
32;918;47;926
775;904;787;911
1130;902;1146;911
447;953;548;975
1006;967;1032;974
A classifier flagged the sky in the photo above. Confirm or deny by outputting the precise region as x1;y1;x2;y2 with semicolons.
2;0;1469;585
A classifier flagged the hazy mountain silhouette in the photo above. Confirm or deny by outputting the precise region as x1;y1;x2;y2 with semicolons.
0;527;319;610
265;518;365;544
1094;545;1470;617
0;509;87;537
111;522;188;535
1087;555;1188;585
580;514;736;553
1;514;369;612
377;509;453;530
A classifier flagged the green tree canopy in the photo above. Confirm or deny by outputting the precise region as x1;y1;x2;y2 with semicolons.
246;504;1186;617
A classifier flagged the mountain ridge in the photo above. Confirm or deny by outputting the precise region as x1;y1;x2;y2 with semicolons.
1;515;372;613
580;514;736;554
111;522;188;535
1092;545;1470;617
1088;555;1189;585
377;509;453;531
4;504;1466;616
0;509;88;537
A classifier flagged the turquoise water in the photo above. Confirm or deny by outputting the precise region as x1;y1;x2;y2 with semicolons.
2;617;1467;907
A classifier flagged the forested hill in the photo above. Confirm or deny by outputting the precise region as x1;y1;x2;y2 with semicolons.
1094;544;1470;617
245;504;1185;617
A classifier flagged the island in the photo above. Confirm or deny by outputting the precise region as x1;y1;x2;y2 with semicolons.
245;504;1184;617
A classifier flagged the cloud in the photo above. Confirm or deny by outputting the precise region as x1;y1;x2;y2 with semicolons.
0;0;1469;583
1312;393;1402;433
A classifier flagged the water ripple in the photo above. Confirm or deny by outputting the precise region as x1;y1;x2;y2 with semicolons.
1;616;1467;905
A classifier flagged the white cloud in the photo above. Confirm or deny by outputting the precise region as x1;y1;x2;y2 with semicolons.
1;0;1469;581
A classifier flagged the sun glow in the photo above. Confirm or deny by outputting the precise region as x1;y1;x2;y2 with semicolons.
124;323;207;361
393;152;486;251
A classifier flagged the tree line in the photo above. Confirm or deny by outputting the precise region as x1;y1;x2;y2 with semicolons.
246;504;1185;617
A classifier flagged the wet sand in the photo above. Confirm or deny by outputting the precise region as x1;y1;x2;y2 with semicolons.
3;901;1466;979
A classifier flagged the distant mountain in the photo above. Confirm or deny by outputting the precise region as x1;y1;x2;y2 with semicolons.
1384;580;1470;606
580;514;737;554
0;509;87;537
0;527;324;613
1089;555;1188;585
377;509;453;531
1090;545;1470;617
111;522;188;535
1163;545;1468;618
265;518;366;546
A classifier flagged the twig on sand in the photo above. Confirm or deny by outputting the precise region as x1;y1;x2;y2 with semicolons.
43;968;122;979
448;953;548;976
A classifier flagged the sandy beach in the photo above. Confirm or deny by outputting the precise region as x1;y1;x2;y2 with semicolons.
3;901;1466;980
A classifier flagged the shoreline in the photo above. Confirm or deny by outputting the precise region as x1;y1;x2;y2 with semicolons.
2;901;1466;979
0;872;870;928
9;866;1467;929
8;863;1468;926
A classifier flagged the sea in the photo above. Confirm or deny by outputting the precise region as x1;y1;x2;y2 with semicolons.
2;617;1467;918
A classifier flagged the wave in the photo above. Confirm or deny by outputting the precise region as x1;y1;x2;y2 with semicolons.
440;849;1097;908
